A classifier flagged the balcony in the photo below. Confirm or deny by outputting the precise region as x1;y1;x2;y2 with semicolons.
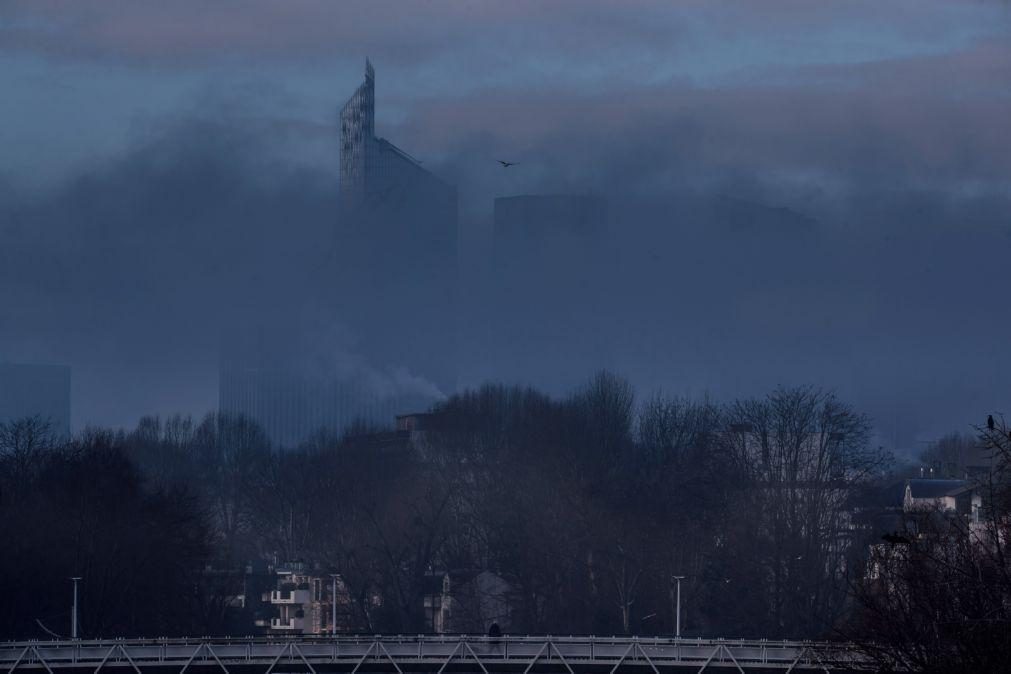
270;617;303;630
270;589;311;604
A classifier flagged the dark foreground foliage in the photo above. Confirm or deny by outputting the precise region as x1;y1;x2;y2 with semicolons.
1;374;892;640
847;416;1011;673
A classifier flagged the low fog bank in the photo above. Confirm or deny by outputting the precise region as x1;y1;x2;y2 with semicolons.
1;114;1008;451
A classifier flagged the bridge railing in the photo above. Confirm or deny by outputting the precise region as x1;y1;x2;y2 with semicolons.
0;635;868;672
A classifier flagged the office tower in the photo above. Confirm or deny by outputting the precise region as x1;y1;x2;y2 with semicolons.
487;194;611;391
337;59;458;395
218;60;456;447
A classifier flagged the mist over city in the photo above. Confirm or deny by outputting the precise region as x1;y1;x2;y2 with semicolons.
2;2;1011;672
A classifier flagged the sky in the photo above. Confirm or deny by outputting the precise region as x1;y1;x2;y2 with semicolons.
1;1;1010;453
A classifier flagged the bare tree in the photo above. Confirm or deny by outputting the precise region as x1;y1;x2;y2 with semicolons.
125;414;196;490
920;432;991;478
722;386;886;637
0;429;212;638
635;394;729;635
192;412;271;562
0;415;58;497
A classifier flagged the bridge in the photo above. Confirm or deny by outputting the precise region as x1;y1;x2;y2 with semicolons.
0;635;868;673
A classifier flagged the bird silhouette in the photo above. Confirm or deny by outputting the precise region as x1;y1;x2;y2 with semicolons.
988;415;995;431
498;160;518;167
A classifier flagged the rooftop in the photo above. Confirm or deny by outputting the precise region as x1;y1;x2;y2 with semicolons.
906;478;969;499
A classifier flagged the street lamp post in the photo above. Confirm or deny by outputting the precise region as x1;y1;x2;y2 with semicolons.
70;577;81;640
329;574;339;637
671;575;685;639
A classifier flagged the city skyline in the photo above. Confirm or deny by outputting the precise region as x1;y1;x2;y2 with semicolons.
4;3;1011;659
1;2;1009;452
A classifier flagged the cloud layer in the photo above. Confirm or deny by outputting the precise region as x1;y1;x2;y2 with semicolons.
1;1;1009;450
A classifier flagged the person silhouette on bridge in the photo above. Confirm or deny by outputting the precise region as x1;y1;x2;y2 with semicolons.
488;622;502;655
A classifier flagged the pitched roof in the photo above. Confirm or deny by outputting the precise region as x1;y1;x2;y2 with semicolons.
907;478;967;499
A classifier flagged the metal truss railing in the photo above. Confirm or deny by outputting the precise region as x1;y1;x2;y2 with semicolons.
0;635;868;673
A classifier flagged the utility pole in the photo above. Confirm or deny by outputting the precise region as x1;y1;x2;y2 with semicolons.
70;577;81;639
329;574;339;637
671;575;685;639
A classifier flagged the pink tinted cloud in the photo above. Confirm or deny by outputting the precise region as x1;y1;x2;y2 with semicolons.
2;0;999;67
0;0;681;64
394;39;1011;195
4;0;1008;197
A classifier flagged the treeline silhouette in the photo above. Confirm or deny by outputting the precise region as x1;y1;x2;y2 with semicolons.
0;372;889;640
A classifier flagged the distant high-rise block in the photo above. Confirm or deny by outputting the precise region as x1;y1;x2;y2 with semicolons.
219;368;436;449
493;194;607;245
485;195;612;391
340;58;454;211
339;59;375;201
336;60;458;394
0;363;71;437
216;60;457;445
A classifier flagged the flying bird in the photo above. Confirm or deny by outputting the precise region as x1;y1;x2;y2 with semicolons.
498;160;518;168
988;415;995;431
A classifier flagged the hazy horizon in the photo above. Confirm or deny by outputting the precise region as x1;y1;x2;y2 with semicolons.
2;1;1010;456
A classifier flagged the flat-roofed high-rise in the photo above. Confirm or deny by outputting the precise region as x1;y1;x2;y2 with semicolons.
482;194;612;391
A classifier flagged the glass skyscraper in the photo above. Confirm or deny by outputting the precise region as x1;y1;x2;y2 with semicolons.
219;60;458;447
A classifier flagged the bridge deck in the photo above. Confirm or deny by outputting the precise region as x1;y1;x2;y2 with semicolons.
0;636;868;673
